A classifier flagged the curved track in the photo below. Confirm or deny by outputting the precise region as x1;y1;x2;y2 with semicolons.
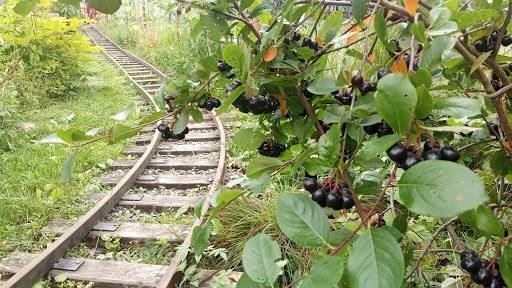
0;25;229;287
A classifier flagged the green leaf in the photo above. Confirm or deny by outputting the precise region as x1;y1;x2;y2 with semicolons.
201;56;218;72
353;171;383;195
501;244;512;287
191;223;212;256
470;52;491;75
374;8;394;51
347;228;404;288
172;111;189;134
307;77;337;95
85;0;121;14
352;0;369;23
233;128;265;150
246;157;283;179
209;189;244;220
375;73;417;135
409;68;432;88
38;133;67;145
318;123;340;165
398;160;488;218
222;44;244;68
409;21;426;43
242;233;282;285
107;124;142;144
459;205;504;237
276;193;331;247
236;273;267;288
13;0;37;15
358;134;400;161
419;36;456;69
490;150;512;176
60;152;76;183
299;256;344;288
429;7;458;36
415;85;433;119
433;97;481;119
138;111;166;125
110;103;133;121
56;128;96;144
218;85;244;115
392;212;409;234
319;105;349;124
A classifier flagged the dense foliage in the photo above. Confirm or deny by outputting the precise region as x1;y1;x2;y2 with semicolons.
14;0;512;286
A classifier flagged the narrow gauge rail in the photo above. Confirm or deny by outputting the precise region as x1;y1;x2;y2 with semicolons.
0;25;233;287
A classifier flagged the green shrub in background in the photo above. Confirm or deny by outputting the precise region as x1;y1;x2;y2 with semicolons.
0;0;97;104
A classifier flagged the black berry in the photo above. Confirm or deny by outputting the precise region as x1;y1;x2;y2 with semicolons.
218;60;232;73
311;189;326;207
461;257;480;274
440;146;459;162
475;38;488;53
472;267;492;285
386;143;408;163
423;149;442;161
325;193;343;210
489;279;504;288
304;178;318;193
401;153;420;170
351;75;364;89
503;35;512;46
292;31;301;41
341;192;355;209
423;140;439;152
376;122;393;137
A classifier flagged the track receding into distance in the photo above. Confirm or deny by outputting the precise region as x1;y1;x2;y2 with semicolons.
0;25;238;288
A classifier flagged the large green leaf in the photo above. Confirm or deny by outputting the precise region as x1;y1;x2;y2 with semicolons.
501;244;512;287
276;193;331;248
236;273;266;288
107;124;142;144
374;8;394;51
307;77;337;95
347;228;404;288
358;134;400;161
85;0;122;14
13;0;37;15
222;44;244;68
246;156;283;179
415;85;433;119
398;161;487;218
459;205;504;237
172;111;190;134
60;152;76;183
233;128;265;150
191;223;212;256
242;233;282;285
375;73;417;135
318;123;340;165
419;36;456;69
490;150;512;176
298;256;344;288
433;97;481;119
352;0;369;23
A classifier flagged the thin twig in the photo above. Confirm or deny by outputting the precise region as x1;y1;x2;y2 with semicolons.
405;218;458;280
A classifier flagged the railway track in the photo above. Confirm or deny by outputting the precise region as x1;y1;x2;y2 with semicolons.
0;25;237;287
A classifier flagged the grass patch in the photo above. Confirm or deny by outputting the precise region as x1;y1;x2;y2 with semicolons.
0;60;142;258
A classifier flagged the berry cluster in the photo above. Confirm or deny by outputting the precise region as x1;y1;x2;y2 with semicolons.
460;250;505;287
332;90;353;105
157;123;189;140
363;121;394;137
386;141;460;170
227;80;279;114
284;31;319;51
474;30;512;53
491;69;510;91
304;177;355;210
258;139;286;157
351;75;377;95
199;94;221;111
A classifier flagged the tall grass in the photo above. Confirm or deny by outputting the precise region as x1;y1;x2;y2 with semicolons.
97;19;200;80
0;62;140;257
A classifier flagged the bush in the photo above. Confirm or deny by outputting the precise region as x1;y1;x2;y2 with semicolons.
0;1;97;103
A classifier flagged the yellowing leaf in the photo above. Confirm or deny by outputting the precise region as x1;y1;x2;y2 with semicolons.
347;17;372;45
392;56;409;75
315;36;325;48
278;94;288;116
264;47;278;62
405;0;419;16
368;52;375;63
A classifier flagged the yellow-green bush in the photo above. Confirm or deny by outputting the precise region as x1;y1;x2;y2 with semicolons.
0;0;98;103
